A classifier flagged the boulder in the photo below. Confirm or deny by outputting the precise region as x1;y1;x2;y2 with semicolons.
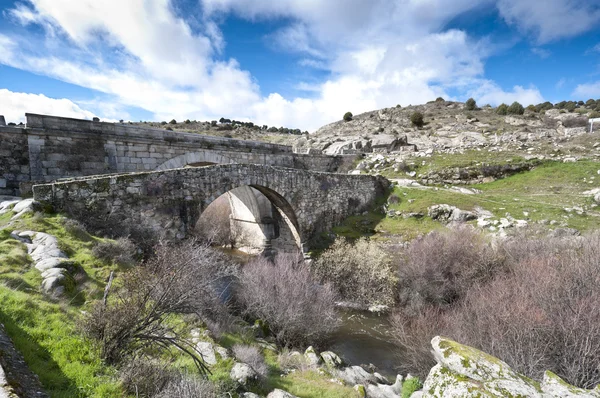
320;351;344;368
335;366;378;385
419;336;600;397
196;341;217;366
230;362;258;386
304;346;321;366
266;389;299;398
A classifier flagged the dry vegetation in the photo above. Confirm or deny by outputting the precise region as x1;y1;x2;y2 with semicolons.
390;228;600;389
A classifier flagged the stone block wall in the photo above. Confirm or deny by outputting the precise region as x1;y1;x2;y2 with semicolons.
0;127;30;196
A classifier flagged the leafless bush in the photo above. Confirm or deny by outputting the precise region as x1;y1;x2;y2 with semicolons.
120;360;175;397
63;218;88;239
390;305;446;377
153;377;219;398
236;254;339;347
395;226;502;314
391;232;600;388
313;238;396;307
232;344;269;378
277;349;310;372
120;359;220;398
80;240;238;372
92;238;137;266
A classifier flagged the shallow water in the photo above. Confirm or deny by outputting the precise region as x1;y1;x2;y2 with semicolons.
215;247;401;377
328;309;400;378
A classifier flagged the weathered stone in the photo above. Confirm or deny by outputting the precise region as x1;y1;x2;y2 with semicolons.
304;346;321;366
320;351;344;368
335;366;378;385
267;389;299;398
196;341;217;366
419;336;600;397
230;362;258;386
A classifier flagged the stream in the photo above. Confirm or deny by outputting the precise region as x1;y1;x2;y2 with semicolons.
217;248;401;378
328;309;399;379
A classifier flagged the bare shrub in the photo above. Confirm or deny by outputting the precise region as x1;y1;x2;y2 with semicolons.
120;360;175;397
278;349;310;372
391;232;600;388
92;238;137;266
313;238;396;307
154;377;219;398
236;254;339;347
395;226;502;314
80;240;238;372
63;218;88;239
232;344;269;379
390;306;445;377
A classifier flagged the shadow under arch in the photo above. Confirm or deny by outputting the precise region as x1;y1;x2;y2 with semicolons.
195;184;302;255
156;151;236;170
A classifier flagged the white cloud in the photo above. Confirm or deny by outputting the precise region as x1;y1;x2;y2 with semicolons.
497;0;600;43
0;0;560;131
573;81;600;98
0;88;97;123
470;81;544;106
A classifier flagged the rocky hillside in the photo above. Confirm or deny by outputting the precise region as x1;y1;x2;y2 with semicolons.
294;100;597;158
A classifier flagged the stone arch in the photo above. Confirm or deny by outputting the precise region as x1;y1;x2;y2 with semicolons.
156;151;237;170
195;184;302;254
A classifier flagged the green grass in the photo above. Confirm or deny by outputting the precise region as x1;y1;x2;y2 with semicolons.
379;161;600;236
0;211;126;397
0;287;122;397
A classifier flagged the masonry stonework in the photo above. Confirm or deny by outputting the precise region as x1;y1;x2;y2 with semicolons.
0;114;357;195
32;164;388;250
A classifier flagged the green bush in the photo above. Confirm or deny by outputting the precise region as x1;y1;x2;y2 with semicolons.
507;101;524;115
169;119;177;124
525;104;537;113
435;97;445;102
535;101;554;112
343;112;353;122
589;111;600;119
410;111;424;128
496;103;508;115
465;98;477;111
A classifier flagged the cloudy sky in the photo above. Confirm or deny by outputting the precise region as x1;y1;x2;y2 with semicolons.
1;0;600;130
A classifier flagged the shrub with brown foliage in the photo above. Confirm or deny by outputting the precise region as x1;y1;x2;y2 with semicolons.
313;238;397;307
236;254;339;347
80;240;237;372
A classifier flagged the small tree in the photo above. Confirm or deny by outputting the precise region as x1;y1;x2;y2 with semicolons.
435;97;445;102
465;98;477;111
507;101;525;115
343;112;353;122
496;103;508;115
411;111;424;128
169;119;177;124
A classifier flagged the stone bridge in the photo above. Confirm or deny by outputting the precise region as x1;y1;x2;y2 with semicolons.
0;113;355;196
32;164;388;253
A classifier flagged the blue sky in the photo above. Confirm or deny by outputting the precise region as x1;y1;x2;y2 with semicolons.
0;0;599;130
